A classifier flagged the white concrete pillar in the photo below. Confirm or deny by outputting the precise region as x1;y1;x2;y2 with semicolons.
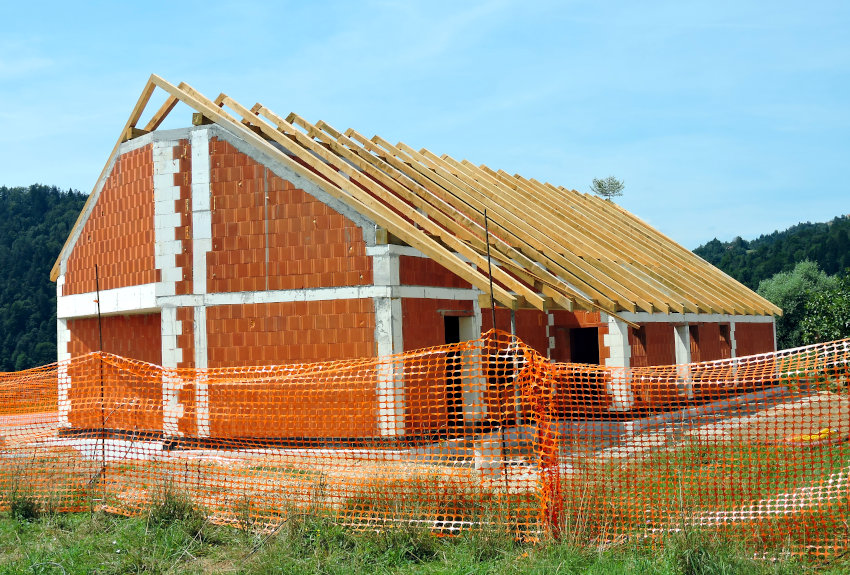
190;129;212;438
152;141;183;301
674;324;693;398
730;321;737;358
153;140;184;438
604;315;634;411
190;129;212;301
56;274;71;428
372;247;404;437
674;324;692;364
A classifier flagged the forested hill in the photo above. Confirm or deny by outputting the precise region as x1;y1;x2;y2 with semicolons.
0;185;87;371
694;215;850;289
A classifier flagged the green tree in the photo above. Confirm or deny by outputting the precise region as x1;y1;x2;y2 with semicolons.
589;176;624;201
694;215;850;289
0;184;87;370
801;273;850;344
757;260;838;350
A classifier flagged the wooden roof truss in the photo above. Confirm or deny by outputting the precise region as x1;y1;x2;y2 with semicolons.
51;75;782;322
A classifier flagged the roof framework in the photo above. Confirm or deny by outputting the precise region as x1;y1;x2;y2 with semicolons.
51;75;782;322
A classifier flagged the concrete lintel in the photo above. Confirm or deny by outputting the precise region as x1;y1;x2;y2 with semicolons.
57;283;158;319
153;285;480;310
365;244;428;258
395;286;478;300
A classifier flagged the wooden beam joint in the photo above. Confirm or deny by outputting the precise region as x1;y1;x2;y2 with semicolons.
192;113;214;126
122;127;149;142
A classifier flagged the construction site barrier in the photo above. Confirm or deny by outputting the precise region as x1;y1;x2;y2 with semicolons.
0;330;847;556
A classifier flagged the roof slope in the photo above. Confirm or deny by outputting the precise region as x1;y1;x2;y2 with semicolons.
51;75;781;320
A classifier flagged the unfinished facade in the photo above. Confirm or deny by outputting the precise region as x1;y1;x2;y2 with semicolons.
52;76;780;438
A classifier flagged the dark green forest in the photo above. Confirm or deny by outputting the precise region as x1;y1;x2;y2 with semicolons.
694;215;850;289
0;185;87;371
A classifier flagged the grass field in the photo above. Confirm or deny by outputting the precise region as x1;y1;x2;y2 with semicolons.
0;495;848;575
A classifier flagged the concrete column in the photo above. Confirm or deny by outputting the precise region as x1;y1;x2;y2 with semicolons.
472;297;483;336
190;129;212;302
730;321;737;358
56;275;71;428
674;324;693;398
674;324;692;364
372;248;404;437
153;140;185;438
604;315;634;411
152;141;183;302
190;129;212;438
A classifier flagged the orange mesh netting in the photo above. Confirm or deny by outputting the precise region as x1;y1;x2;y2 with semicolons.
0;330;848;555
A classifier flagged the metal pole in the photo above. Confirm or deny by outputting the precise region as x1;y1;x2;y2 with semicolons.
484;210;511;519
484;210;497;331
95;265;106;507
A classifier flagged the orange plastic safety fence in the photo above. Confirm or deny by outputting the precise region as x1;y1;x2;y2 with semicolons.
0;330;847;556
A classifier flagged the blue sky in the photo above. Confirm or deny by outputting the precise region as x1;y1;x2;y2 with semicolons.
1;1;847;249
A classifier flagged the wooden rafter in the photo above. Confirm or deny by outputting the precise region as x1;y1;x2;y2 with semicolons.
51;75;781;322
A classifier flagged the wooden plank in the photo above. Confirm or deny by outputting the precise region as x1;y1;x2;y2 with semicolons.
122;126;149;142
51;76;158;281
144;95;179;131
306;122;619;314
191;112;214;126
375;137;655;312
522;177;740;314
307;120;623;316
533;180;754;315
285;114;621;314
481;167;720;314
573;186;776;315
580;187;777;314
189;90;519;309
413;146;687;315
486;164;753;316
226;98;546;310
466;162;712;313
346;130;630;312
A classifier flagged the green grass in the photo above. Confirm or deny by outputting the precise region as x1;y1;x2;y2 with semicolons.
0;507;846;574
553;439;850;543
338;474;538;530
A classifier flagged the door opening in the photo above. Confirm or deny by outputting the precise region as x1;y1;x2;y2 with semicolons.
444;316;463;432
570;327;600;365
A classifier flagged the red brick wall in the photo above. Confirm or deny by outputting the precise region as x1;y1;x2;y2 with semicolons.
481;308;551;356
173;140;194;295
735;322;775;357
66;314;162;432
207;138;372;293
399;256;471;289
207;379;377;439
176;307;195;369
400;298;475;436
206;300;375;367
402;298;474;351
64;146;156;295
630;323;676;367
719;323;733;360
693;323;732;362
549;310;602;329
67;314;162;363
